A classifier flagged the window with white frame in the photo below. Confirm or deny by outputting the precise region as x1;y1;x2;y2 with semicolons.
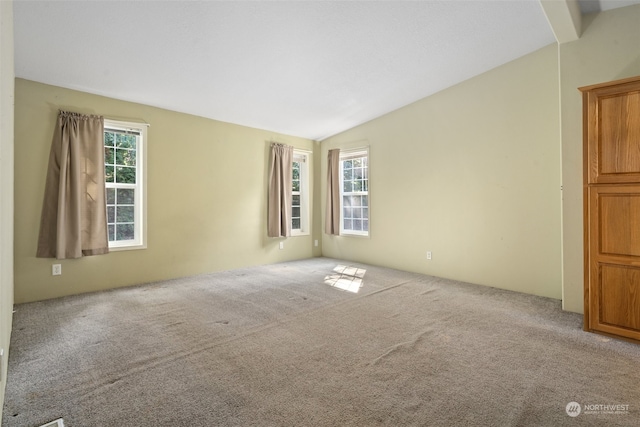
340;148;369;236
104;120;147;250
292;150;310;236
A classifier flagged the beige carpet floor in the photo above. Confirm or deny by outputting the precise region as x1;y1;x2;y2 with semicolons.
3;257;640;426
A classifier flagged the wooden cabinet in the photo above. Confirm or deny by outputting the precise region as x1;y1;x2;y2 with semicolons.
581;76;640;342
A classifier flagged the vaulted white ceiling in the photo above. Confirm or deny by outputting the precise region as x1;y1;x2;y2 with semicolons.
13;0;640;141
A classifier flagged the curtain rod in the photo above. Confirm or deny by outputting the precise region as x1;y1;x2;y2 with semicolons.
104;117;150;127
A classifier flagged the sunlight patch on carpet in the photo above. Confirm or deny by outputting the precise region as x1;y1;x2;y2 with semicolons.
39;419;64;427
324;265;366;293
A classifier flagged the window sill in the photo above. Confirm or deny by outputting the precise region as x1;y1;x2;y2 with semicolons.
108;243;147;252
340;231;369;238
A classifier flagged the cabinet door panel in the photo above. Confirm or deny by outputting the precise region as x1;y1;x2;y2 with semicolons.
599;193;640;257
583;77;640;184
599;92;640;177
588;185;640;341
599;264;640;331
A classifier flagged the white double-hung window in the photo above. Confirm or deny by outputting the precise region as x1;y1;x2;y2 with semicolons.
104;120;147;250
340;148;369;236
292;150;310;236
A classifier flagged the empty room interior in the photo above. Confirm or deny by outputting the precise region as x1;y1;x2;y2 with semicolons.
2;0;640;426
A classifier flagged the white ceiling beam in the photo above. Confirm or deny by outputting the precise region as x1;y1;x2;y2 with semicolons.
539;0;582;43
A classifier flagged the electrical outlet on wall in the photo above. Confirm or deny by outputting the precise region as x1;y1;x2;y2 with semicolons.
279;242;284;250
427;251;432;260
52;264;62;276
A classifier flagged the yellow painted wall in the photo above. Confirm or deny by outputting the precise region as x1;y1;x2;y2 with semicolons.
14;79;320;303
560;5;640;313
321;44;563;300
0;0;14;419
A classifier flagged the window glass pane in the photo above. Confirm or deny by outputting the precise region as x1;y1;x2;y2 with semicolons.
343;160;352;169
343;168;353;180
353;208;361;219
352;180;362;192
363;180;368;191
116;133;136;149
115;166;136;184
353;219;362;230
292;207;300;218
352;196;361;207
105;147;114;165
116;223;135;241
363;219;369;231
343;181;352;193
105;165;114;183
343;195;352;207
344;207;352;219
116;206;135;223
108;224;115;241
115;148;136;167
115;148;126;166
363;207;368;219
292;218;301;229
343;219;352;230
292;163;300;179
354;167;363;179
117;188;135;205
362;195;368;207
107;206;115;223
292;180;300;192
105;132;115;147
292;194;300;205
106;188;115;204
352;158;362;167
128;134;137;148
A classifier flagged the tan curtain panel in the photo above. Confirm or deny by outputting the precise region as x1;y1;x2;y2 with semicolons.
267;143;294;238
325;148;341;235
37;111;109;259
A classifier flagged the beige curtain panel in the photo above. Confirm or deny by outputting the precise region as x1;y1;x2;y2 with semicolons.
267;143;294;238
325;148;341;235
37;111;110;259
